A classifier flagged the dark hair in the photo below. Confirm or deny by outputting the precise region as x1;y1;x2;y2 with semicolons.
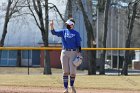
69;18;75;24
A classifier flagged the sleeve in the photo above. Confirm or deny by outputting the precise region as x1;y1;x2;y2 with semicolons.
51;29;63;37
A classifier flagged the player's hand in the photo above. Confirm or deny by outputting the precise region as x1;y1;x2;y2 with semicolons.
50;20;54;30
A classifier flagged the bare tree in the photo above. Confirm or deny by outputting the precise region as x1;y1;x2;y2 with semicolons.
77;0;96;75
121;0;140;75
0;0;24;46
26;0;67;74
0;0;25;66
99;0;111;75
27;0;51;74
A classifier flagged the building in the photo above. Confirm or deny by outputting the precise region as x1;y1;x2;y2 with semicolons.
0;43;62;67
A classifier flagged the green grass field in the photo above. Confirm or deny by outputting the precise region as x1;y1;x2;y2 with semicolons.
0;67;87;75
0;75;140;91
0;67;140;91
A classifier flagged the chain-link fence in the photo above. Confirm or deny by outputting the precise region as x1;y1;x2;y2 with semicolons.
0;47;140;75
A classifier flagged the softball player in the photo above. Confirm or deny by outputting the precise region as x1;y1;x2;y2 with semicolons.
50;18;81;93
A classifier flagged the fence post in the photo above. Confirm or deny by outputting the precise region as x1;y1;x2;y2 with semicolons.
28;50;30;75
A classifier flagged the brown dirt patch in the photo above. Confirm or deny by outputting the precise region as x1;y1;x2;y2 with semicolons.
0;86;139;93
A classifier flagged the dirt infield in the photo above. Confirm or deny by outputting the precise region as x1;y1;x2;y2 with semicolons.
0;86;139;93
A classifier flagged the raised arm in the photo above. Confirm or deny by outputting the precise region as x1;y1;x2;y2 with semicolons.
50;20;63;37
50;20;54;30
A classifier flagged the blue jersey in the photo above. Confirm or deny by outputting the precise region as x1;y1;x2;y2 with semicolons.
51;29;81;49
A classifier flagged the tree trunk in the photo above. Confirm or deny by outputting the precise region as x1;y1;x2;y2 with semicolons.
98;0;106;12
43;50;51;74
44;0;51;74
17;50;21;66
121;2;138;75
67;0;72;18
30;0;51;74
99;0;110;75
77;0;96;75
0;0;12;47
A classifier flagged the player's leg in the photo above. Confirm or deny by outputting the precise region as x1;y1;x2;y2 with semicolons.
60;50;70;93
69;51;77;93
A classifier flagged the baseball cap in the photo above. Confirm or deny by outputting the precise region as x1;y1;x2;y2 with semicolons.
65;18;75;25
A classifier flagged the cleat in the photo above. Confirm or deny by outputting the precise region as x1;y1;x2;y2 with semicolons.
63;89;68;93
71;86;76;93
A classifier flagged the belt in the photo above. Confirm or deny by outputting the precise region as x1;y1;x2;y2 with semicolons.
63;48;77;51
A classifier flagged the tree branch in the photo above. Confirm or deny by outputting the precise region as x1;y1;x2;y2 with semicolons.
27;0;41;30
36;0;45;29
48;3;65;23
9;0;20;17
11;13;33;18
32;0;40;16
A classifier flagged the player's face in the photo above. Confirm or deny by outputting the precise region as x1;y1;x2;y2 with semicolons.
70;25;74;29
66;24;74;29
